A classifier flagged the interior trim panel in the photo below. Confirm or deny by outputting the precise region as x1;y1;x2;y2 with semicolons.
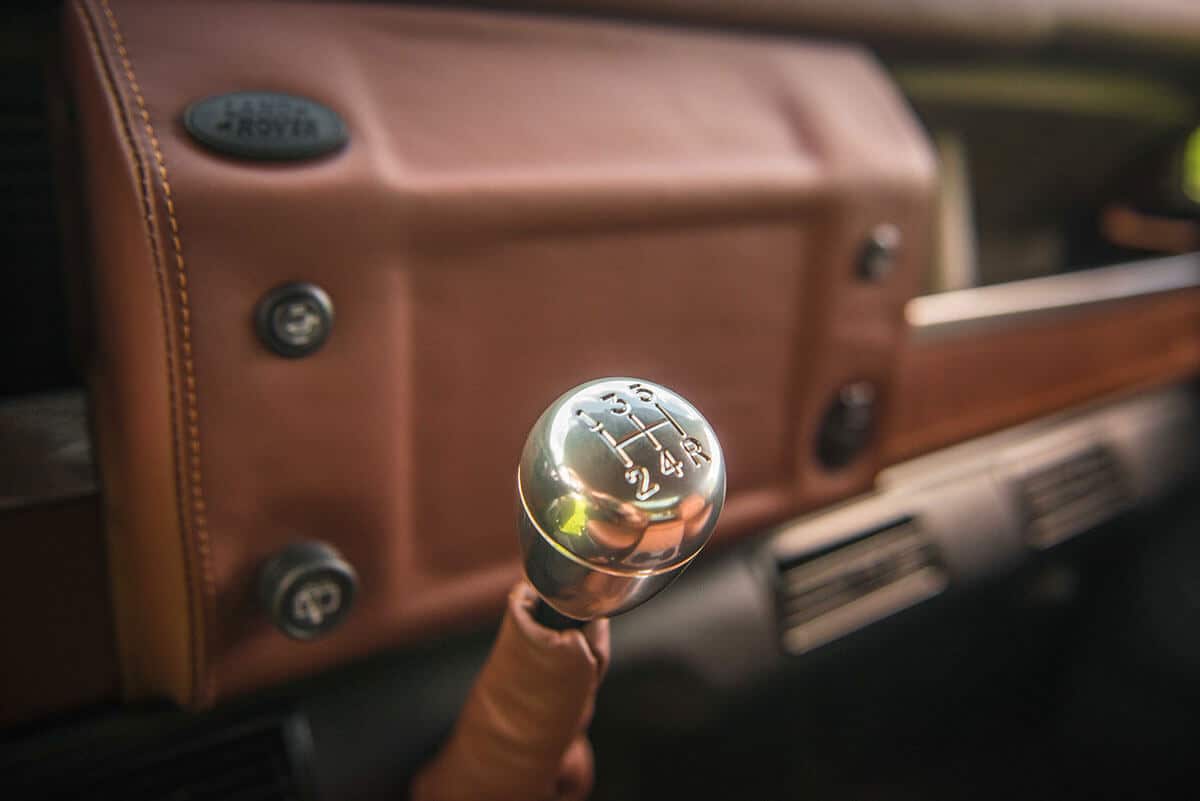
888;287;1200;462
907;253;1200;340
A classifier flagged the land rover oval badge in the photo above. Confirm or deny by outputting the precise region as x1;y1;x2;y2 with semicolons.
184;91;347;162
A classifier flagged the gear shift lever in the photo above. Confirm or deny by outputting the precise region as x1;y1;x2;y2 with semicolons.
518;378;725;629
413;378;722;800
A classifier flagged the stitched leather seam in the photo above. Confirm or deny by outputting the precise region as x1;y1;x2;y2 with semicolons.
77;0;189;700
98;0;215;705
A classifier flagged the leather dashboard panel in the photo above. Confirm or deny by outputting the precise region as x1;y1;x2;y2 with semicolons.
64;0;932;705
7;281;1200;723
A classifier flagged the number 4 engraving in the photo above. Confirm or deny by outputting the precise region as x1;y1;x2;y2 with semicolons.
659;449;684;478
625;466;661;501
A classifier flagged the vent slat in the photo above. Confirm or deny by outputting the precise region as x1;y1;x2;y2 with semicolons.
1018;445;1132;548
775;519;946;656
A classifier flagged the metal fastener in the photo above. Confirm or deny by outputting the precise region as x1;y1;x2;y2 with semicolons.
858;223;902;282
258;541;358;640
256;282;334;358
816;381;878;470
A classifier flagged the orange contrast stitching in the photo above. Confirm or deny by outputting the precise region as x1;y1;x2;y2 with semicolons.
77;0;188;695
98;0;214;704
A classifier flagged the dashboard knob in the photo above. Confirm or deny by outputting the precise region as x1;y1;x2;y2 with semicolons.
255;282;334;358
518;378;726;626
258;541;358;640
816;381;878;470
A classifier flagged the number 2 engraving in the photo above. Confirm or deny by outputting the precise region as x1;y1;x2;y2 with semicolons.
625;466;661;500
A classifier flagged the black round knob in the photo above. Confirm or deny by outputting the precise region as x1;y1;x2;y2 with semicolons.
858;223;901;282
258;541;358;640
816;381;878;470
255;282;334;358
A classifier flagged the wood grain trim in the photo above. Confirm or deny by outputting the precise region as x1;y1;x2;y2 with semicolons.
884;287;1200;464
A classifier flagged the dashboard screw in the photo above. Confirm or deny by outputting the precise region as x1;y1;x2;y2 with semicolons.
858;223;901;282
256;282;334;358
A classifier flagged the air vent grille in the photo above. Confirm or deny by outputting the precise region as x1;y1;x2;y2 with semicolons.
777;519;946;656
7;717;308;801
1018;445;1132;548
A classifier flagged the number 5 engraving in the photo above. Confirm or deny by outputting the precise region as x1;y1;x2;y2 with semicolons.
625;466;661;501
628;383;655;403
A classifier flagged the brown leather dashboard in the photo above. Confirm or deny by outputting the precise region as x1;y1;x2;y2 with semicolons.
1;0;1199;725
63;0;935;708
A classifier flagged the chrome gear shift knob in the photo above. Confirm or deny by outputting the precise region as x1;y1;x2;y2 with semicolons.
518;378;725;624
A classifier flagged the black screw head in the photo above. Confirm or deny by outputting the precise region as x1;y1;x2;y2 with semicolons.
256;283;334;358
816;381;878;470
259;541;358;640
858;224;902;282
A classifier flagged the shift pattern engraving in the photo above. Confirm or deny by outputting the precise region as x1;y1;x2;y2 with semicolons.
574;383;712;500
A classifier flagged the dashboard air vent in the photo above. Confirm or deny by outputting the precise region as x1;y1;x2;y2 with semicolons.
1017;445;1132;548
6;717;310;801
776;518;946;656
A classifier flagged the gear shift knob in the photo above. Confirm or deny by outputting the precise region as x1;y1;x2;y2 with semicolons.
518;378;725;627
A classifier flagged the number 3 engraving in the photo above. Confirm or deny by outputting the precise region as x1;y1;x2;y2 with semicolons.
625;466;661;501
601;392;630;416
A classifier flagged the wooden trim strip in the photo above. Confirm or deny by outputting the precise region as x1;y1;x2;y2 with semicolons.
885;287;1200;464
